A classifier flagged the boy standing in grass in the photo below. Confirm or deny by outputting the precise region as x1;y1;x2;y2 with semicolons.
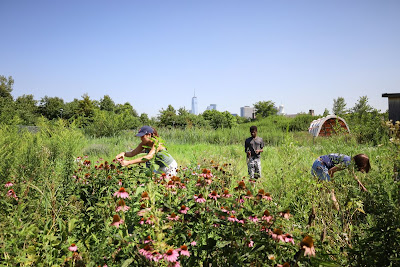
245;126;265;179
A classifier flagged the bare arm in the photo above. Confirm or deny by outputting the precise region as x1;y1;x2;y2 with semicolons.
119;144;157;167
115;143;144;160
328;166;343;178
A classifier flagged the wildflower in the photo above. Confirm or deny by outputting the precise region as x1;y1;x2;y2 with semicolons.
277;263;291;267
263;192;272;201
200;168;213;178
139;218;145;225
118;179;122;186
179;205;189;214
164;249;179;262
68;243;78;252
151;251;163;262
146;215;155;225
194;194;206;203
268;254;276;260
4;182;13;188
190;241;197;246
139;245;153;259
248;240;254;247
283;233;295;245
141;191;150;201
208;191;220;200
138;207;151;217
110;214;124;228
167;212;180;221
113;187;129;199
249;215;259;223
167;181;176;189
220;206;229;213
270;228;285;242
222;189;232;198
262;209;273;222
116;199;130;212
144;235;153;244
228;215;238;222
179;245;190;257
6;189;18;200
244;190;253;199
279;209;292;220
234;180;246;191
300;235;316;257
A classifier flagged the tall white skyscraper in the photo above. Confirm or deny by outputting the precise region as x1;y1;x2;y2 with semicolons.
191;90;198;115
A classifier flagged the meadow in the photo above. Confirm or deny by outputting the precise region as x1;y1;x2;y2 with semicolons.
1;118;399;266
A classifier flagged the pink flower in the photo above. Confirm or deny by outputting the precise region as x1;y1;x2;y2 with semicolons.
248;240;254;247
68;243;78;251
6;189;18;200
114;187;129;199
208;191;220;200
164;249;179;262
4;182;13;188
179;205;189;214
228;215;238;222
279;210;291;220
199;168;213;178
222;189;232;198
110;214;124;228
179;245;190;257
283;234;295;245
115;199;130;212
263;193;272;201
262;209;273;222
249;216;259;223
220;206;229;213
301;236;316;257
190;241;197;246
139;245;153;259
167;213;180;221
270;229;285;242
118;179;122;186
194;194;206;203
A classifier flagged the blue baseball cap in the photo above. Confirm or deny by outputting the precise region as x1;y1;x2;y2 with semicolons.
135;126;154;137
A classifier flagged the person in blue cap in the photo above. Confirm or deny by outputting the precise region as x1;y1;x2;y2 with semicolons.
116;126;178;177
311;153;370;191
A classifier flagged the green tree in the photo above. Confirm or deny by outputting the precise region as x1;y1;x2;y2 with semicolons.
0;75;14;99
38;96;65;120
332;97;347;116
115;102;138;117
202;109;236;129
254;101;277;118
158;105;177;127
139;113;150;125
15;94;38;125
351;96;373;117
99;95;115;112
323;108;330;116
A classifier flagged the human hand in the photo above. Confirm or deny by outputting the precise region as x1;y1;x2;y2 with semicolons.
116;152;125;160
119;159;130;167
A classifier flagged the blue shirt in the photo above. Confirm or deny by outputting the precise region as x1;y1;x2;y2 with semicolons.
320;154;351;170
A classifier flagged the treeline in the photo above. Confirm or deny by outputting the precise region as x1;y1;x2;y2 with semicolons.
0;75;388;143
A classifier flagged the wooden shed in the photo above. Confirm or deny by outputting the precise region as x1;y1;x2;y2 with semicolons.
382;93;400;123
308;115;350;137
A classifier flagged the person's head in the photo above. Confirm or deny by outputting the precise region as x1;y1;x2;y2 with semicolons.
353;154;371;173
250;126;257;138
136;126;159;142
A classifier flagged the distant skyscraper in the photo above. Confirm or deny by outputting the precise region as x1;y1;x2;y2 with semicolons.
206;104;217;110
240;106;255;119
278;105;285;115
191;90;198;115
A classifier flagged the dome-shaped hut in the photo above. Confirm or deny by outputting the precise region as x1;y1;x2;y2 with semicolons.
308;115;350;137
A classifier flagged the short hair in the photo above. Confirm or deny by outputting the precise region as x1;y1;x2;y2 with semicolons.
250;126;257;132
353;154;371;173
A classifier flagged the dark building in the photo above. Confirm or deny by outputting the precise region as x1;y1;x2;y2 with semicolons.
382;93;400;123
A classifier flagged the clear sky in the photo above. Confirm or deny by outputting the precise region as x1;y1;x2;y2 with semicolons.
1;0;399;117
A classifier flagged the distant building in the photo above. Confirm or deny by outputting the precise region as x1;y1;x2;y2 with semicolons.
382;93;400;123
206;104;217;110
191;91;198;115
240;106;255;119
277;105;285;115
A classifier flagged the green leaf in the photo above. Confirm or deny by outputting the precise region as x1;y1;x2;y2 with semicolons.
121;258;134;267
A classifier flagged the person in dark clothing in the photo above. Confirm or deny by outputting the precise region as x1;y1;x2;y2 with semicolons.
245;126;265;179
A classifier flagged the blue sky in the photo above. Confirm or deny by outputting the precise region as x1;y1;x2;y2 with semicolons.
1;0;399;117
